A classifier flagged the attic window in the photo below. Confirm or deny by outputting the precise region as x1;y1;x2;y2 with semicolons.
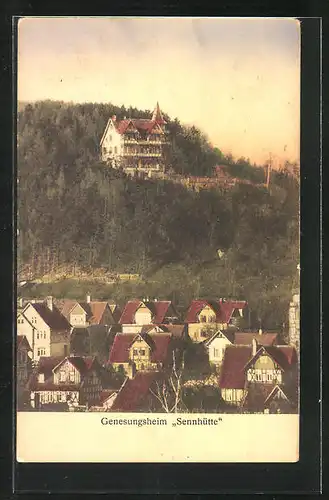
38;373;45;383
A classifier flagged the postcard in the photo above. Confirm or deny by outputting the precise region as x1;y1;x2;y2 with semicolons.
16;16;300;463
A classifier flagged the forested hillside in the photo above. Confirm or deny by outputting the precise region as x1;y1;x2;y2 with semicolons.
17;100;299;331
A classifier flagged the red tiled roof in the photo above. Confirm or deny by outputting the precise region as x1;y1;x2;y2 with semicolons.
219;301;248;323
185;299;247;323
108;332;172;364
111;372;160;411
115;118;160;135
32;302;71;331
119;300;174;325
234;332;279;346
119;300;143;324
219;345;252;389
262;346;297;370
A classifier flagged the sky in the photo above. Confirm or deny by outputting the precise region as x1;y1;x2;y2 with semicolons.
17;17;300;165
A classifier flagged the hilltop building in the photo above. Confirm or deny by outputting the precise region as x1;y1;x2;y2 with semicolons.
100;102;170;178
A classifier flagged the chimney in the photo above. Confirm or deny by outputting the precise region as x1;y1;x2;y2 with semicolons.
18;297;23;308
112;115;116;122
258;328;263;335
86;293;91;304
46;296;53;311
252;337;258;356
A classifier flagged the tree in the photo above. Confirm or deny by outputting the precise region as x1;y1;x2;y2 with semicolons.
149;351;187;413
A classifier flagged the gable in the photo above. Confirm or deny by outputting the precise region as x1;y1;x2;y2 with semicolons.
23;303;48;329
131;335;151;351
70;303;87;316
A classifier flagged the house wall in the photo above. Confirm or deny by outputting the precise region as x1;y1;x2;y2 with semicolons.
207;335;232;365
135;306;152;325
31;390;79;408
70;304;87;327
221;388;246;404
188;323;221;343
53;359;81;385
22;304;52;360
246;355;283;384
17;314;35;357
198;305;217;323
81;369;102;405
101;120;123;164
121;324;143;334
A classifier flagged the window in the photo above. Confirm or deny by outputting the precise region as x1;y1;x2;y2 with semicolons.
37;333;39;339
213;348;220;358
59;371;66;382
133;348;138;356
69;371;75;382
114;146;117;154
109;135;112;141
199;315;206;323
37;348;46;356
140;349;145;356
255;369;262;381
266;371;274;382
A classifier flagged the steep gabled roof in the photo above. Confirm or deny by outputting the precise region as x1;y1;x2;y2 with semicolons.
151;102;166;124
119;300;175;325
219;345;252;389
111;372;160;411
185;299;247;323
185;300;221;323
234;332;279;346
54;356;98;375
245;345;297;372
108;332;172;364
31;302;71;331
204;329;235;346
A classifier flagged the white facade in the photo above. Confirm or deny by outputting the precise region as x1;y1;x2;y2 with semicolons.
100;119;123;166
206;331;233;367
18;303;70;361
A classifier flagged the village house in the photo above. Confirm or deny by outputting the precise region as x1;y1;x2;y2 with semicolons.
100;102;170;178
56;295;117;328
203;330;235;369
17;296;71;361
108;331;174;377
17;335;33;408
28;355;103;410
218;339;298;413
119;299;180;334
185;299;248;343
